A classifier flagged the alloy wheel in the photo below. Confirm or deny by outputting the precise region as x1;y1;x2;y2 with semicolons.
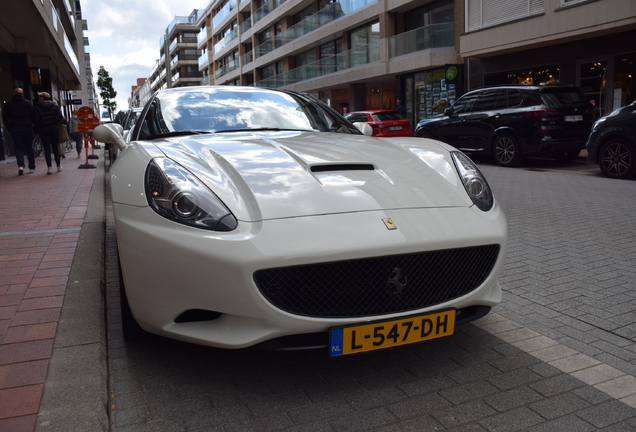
599;139;635;179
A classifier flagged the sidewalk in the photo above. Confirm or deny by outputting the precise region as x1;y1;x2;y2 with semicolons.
0;149;108;431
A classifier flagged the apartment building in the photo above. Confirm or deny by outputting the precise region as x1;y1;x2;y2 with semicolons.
0;0;96;158
461;0;636;117
147;10;204;95
196;0;461;125
194;0;635;124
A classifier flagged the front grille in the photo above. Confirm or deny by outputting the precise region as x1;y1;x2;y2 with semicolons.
253;245;500;318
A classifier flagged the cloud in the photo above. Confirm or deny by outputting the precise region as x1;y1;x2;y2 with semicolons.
82;0;203;109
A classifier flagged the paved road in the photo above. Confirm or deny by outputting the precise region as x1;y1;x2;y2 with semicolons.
104;155;636;431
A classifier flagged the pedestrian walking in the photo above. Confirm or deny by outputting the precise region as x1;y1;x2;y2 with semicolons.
1;88;36;175
69;110;83;158
396;99;407;118
34;92;64;174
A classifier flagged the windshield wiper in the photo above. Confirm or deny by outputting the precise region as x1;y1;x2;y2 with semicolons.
153;131;208;138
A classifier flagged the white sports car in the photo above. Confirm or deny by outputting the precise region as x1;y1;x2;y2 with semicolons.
94;86;507;356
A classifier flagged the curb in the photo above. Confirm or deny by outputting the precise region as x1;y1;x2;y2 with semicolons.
35;155;109;431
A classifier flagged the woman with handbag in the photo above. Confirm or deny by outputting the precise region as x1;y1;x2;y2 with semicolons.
34;92;65;174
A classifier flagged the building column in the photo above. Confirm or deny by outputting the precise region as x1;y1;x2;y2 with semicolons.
349;83;366;111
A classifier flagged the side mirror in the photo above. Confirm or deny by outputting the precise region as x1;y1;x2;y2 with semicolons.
444;107;452;117
353;122;373;136
93;123;127;151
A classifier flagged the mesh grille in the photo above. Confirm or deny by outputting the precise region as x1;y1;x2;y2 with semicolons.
254;245;500;318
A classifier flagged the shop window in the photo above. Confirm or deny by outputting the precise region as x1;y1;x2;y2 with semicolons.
579;60;607;115
484;65;559;86
613;53;636;109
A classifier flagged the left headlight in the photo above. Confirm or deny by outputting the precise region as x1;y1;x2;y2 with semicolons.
145;158;238;231
451;151;494;212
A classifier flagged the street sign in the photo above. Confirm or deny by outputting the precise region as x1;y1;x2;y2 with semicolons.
77;106;96;122
66;99;83;105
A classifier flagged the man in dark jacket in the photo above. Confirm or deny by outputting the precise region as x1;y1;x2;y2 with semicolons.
34;91;63;174
2;88;36;175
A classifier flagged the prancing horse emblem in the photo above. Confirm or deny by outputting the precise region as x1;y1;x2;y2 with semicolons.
387;267;407;296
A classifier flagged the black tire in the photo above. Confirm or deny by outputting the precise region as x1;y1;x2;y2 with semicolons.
416;129;433;139
117;253;146;339
493;133;523;167
598;138;636;179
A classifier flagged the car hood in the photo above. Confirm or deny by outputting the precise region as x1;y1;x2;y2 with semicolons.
141;131;471;222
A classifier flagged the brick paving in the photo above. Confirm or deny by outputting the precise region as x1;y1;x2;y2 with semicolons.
0;150;98;432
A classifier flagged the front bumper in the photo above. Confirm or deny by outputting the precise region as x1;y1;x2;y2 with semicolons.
115;203;507;348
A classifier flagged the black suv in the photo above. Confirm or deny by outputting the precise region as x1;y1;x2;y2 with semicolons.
586;99;636;179
414;85;595;166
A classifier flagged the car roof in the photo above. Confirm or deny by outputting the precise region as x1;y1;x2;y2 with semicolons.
466;84;580;92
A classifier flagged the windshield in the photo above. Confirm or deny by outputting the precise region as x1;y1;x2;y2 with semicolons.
134;86;360;140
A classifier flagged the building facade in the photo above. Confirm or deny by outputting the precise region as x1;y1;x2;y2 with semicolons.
0;0;97;158
191;0;634;123
148;10;204;94
461;0;636;117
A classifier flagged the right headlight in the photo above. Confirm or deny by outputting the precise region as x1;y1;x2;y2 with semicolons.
451;151;494;212
144;158;238;231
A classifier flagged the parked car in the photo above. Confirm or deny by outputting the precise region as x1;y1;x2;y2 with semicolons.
586;100;636;179
93;86;507;355
344;110;412;137
414;84;595;167
109;107;143;164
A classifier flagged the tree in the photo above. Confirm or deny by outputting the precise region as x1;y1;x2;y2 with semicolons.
97;66;117;117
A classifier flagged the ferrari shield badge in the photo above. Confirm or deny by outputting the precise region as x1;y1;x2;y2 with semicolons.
382;218;397;230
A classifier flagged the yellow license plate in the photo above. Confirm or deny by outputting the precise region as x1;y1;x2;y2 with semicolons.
329;309;456;357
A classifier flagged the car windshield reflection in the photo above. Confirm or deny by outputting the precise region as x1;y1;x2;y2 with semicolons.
139;87;358;139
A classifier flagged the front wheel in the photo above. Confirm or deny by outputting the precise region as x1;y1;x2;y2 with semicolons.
598;138;636;179
493;133;522;167
416;129;433;139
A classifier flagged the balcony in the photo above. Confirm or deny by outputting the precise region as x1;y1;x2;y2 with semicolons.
198;50;209;69
212;0;237;28
253;0;283;23
215;59;239;79
241;50;253;66
254;40;379;88
197;26;208;47
239;17;252;34
388;23;454;58
214;27;239;54
255;0;375;59
168;16;190;35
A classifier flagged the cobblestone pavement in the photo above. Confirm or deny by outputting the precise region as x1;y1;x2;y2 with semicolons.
105;156;636;432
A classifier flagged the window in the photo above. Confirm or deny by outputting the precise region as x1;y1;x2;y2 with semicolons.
472;90;501;112
466;0;543;32
451;92;480;115
406;0;453;31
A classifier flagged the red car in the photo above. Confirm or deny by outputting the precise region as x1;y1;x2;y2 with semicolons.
345;110;412;137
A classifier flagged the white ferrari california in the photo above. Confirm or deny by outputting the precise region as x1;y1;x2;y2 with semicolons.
93;86;507;356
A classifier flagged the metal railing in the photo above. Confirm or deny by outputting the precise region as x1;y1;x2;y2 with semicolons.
388;23;454;58
255;0;375;59
212;0;237;28
254;40;379;88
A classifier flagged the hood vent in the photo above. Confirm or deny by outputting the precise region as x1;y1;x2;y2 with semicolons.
311;163;375;173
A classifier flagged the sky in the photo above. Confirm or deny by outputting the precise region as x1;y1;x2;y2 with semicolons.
81;0;203;112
